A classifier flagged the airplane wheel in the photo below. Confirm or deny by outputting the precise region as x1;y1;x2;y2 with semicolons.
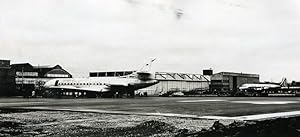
128;90;135;98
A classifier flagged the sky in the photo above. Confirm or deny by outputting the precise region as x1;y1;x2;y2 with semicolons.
1;0;300;81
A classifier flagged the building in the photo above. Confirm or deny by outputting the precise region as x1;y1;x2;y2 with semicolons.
210;72;259;95
89;71;210;96
11;63;72;97
90;71;133;77
143;72;210;96
0;60;16;96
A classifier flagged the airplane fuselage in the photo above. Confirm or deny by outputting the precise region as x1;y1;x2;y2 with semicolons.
43;59;159;97
44;76;158;92
239;84;280;90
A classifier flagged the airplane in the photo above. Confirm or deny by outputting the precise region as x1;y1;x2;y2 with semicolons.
239;78;288;91
280;81;300;91
43;59;159;98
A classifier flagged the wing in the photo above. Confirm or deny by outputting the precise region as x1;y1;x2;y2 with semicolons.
104;83;130;92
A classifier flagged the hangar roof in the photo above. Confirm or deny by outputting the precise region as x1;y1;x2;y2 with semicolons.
213;72;259;78
89;71;209;82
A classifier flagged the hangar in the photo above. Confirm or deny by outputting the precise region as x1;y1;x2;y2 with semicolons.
89;71;210;96
11;63;72;97
210;72;259;95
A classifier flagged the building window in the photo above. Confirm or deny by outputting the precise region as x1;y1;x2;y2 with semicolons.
46;74;69;78
16;72;38;77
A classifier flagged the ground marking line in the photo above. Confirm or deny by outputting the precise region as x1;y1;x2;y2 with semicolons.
177;100;226;103
177;100;299;105
230;101;299;105
0;102;47;106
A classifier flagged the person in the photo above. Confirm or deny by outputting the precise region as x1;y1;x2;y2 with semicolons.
32;90;36;98
115;92;119;98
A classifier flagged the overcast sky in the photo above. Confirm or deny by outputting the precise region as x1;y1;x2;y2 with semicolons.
1;0;300;81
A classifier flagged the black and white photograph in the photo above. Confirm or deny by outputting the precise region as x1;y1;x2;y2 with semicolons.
1;0;300;136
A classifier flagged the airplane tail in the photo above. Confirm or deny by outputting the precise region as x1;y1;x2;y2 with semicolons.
139;58;156;72
279;78;288;87
136;58;157;80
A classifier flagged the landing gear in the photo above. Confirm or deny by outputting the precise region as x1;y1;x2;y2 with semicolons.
101;92;115;98
127;90;135;98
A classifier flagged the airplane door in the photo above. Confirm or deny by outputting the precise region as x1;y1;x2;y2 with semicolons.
55;80;59;86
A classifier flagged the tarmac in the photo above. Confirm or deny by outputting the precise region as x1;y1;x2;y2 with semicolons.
2;97;300;136
1;97;300;120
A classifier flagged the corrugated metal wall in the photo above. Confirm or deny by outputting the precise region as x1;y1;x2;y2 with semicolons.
138;80;210;96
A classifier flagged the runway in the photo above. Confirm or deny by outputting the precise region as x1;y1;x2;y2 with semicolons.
2;97;300;121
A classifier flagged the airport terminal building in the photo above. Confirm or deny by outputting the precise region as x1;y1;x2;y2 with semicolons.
11;63;72;96
89;71;210;96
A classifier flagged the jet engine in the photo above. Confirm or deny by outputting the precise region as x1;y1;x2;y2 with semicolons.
136;72;154;81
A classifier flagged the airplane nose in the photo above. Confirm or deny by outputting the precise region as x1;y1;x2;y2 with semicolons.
43;81;50;88
44;79;55;88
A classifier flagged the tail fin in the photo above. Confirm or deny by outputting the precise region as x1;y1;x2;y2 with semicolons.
279;78;288;87
139;58;157;72
136;58;157;80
